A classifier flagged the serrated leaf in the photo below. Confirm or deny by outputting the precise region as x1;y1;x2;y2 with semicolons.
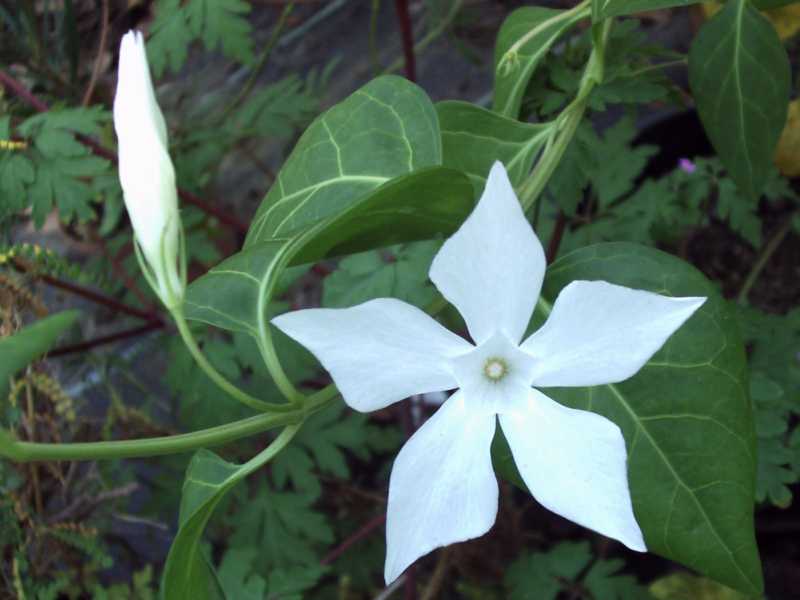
246;75;443;245
505;541;592;600
226;480;334;569
322;241;440;310
688;0;791;199
436;100;550;193
147;0;254;76
494;243;761;594
0;311;79;398
493;6;588;118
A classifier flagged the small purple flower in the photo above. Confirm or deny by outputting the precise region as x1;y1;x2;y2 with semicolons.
678;158;696;174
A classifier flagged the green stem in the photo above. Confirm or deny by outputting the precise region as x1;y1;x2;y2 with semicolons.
2;385;337;462
517;19;612;212
736;211;797;305
172;307;292;413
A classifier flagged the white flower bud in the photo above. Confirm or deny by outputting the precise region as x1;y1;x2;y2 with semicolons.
113;30;183;308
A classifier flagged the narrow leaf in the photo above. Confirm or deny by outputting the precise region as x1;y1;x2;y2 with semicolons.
161;427;297;600
0;311;79;397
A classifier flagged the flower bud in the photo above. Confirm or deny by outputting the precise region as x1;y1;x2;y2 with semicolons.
113;30;183;308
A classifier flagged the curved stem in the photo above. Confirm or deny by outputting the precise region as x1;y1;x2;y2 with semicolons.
2;384;338;462
517;19;612;213
173;307;293;413
737;210;797;305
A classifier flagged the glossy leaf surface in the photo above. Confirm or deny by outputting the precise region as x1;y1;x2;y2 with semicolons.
437;101;550;193
245;75;441;246
184;167;473;335
494;243;761;595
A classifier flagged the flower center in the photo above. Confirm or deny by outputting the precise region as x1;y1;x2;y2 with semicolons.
483;357;509;382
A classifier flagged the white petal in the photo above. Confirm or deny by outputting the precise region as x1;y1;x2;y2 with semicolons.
429;161;546;345
272;299;471;412
114;31;180;299
499;389;646;551
523;281;706;387
385;392;498;583
449;331;536;415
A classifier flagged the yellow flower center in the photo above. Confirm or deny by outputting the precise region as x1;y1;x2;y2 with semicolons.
483;357;509;382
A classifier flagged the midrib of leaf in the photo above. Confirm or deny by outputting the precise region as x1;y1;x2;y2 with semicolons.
499;7;587;117
731;0;753;189
604;383;757;593
534;295;758;593
249;175;390;241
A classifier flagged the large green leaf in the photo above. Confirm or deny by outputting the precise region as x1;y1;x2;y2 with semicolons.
492;6;588;119
592;0;698;19
0;311;79;397
436;101;551;193
184;167;473;335
494;243;761;595
688;0;790;199
161;429;296;600
245;75;442;246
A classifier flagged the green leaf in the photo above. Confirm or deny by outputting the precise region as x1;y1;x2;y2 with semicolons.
271;403;401;497
492;6;588;118
688;0;791;199
322;241;440;309
161;437;295;600
226;480;334;569
436;100;551;192
148;0;254;76
184;166;473;335
594;0;698;19
649;572;750;600
505;541;592;600
495;243;761;594
246;75;443;245
0;311;79;398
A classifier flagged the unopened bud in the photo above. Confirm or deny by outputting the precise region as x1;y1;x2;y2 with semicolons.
114;31;184;308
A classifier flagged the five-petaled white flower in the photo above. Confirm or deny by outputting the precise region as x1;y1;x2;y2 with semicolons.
114;31;183;308
272;162;706;584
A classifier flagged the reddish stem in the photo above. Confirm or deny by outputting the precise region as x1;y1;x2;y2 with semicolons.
393;0;417;82
320;513;387;566
547;211;567;264
49;321;164;357
14;259;158;323
0;69;248;234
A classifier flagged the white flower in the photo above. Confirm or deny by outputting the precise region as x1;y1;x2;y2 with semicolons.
272;162;706;584
113;30;183;308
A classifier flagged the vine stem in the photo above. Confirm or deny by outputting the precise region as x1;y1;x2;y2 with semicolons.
1;382;338;462
736;211;797;305
517;19;612;213
172;307;293;413
13;258;159;323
